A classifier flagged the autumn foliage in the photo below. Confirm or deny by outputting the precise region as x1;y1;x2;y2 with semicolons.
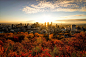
0;32;86;57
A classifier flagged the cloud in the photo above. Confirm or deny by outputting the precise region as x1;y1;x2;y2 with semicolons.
36;0;86;2
80;6;86;12
56;19;86;21
55;19;86;24
60;14;86;18
26;20;35;23
74;14;86;16
22;0;86;13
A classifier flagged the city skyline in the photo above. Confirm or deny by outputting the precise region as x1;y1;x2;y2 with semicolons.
0;0;86;24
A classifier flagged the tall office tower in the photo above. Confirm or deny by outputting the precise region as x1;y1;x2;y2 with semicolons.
51;22;52;26
20;23;22;26
36;22;38;25
45;22;46;27
56;24;57;28
47;22;49;27
36;22;39;27
27;23;29;26
12;24;14;29
25;24;26;26
71;24;76;31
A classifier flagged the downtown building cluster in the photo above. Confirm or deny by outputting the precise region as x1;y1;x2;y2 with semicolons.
0;22;86;38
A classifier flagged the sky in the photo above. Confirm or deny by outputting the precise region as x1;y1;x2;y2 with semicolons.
0;0;86;24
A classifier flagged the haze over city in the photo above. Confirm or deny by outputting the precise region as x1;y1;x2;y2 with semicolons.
0;0;86;24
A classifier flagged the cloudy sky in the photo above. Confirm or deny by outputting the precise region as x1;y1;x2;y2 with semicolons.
0;0;86;24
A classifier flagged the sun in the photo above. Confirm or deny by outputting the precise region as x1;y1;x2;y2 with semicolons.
36;14;53;23
42;15;52;23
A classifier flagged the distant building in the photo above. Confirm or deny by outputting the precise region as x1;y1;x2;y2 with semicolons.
20;23;22;26
25;24;26;26
55;24;57;28
27;25;31;29
47;22;49;27
36;22;38;25
65;26;71;31
41;29;47;34
45;22;46;27
35;22;39;27
12;24;14;29
51;22;52;26
27;23;29;26
71;24;76;31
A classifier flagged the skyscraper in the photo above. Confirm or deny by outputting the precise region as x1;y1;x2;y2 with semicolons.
12;24;14;29
56;24;57;28
71;24;76;31
45;22;46;27
20;23;22;26
27;23;29;26
36;22;38;25
51;22;52;26
47;22;49;27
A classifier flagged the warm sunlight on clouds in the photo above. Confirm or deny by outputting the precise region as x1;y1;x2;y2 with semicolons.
22;0;86;14
0;0;86;24
74;14;86;16
55;19;86;24
0;21;25;24
60;14;86;19
26;20;35;23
